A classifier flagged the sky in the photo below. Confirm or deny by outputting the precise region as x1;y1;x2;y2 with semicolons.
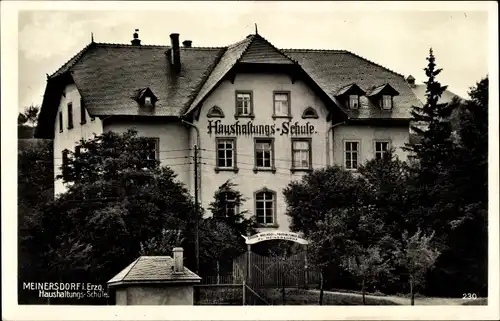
17;2;491;113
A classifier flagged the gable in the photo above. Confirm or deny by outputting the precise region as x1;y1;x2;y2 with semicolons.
239;35;295;65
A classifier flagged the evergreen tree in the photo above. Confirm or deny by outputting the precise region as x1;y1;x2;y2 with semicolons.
404;48;459;242
427;77;488;297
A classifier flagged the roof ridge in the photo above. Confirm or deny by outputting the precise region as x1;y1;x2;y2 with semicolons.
282;48;348;53
95;42;169;48
345;50;405;78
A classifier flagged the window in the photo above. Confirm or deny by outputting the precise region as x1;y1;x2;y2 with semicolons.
255;189;276;226
235;91;253;117
349;95;360;109
144;96;152;105
344;141;359;170
59;111;63;132
273;92;290;117
291;138;312;171
80;99;87;124
207;106;225;118
216;138;237;171
141;138;159;163
224;192;237;217
67;103;74;129
254;138;274;171
381;95;393;110
375;141;390;160
61;150;69;177
302;107;319;119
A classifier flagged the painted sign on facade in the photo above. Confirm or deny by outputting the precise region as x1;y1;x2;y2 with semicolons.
243;231;309;245
207;120;317;136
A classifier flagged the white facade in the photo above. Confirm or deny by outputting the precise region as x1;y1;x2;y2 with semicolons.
53;71;410;231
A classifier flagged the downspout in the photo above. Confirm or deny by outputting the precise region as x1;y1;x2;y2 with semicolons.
325;121;346;166
180;117;202;205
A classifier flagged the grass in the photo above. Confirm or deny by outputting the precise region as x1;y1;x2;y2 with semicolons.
265;288;399;305
196;286;487;306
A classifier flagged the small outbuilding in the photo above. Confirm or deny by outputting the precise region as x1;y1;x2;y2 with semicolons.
107;247;201;305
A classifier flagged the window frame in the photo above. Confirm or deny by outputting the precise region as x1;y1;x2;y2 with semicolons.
215;137;238;173
207;106;225;118
59;111;63;133
272;91;292;119
253;137;276;173
381;95;393;110
344;140;361;171
141;137;160;163
223;191;239;218
67;102;74;129
348;94;360;110
234;90;254;119
374;140;391;160
80;98;87;125
254;188;278;227
301;106;319;119
291;138;313;173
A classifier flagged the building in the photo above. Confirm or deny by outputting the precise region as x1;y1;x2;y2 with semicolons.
35;30;425;231
107;247;201;305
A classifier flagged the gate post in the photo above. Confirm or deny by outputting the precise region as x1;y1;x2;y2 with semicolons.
304;245;309;289
247;243;252;284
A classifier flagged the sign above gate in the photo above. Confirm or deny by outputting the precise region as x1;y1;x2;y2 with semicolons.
243;231;309;245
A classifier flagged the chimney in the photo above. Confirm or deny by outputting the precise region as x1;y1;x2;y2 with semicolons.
406;75;416;88
182;40;192;48
170;33;181;72
131;29;141;46
172;247;184;274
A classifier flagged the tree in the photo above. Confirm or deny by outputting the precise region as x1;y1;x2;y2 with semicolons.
198;219;246;283
283;166;367;236
22;130;199;303
18;105;39;127
267;241;304;304
342;246;392;305
427;77;489;297
207;180;257;237
18;139;54;303
357;149;413;237
18;105;39;138
403;48;460;245
394;229;441;305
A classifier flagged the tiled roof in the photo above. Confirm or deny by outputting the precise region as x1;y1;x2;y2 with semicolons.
68;43;224;117
284;49;423;119
36;33;426;138
411;84;463;105
108;256;201;286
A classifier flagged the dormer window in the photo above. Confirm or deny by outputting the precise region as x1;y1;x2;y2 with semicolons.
348;95;360;110
335;84;366;110
366;84;399;111
133;87;158;107
381;95;393;110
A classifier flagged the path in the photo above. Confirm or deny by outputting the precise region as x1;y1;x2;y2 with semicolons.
308;289;467;305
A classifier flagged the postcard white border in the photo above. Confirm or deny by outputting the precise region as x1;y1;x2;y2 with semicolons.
2;1;499;320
